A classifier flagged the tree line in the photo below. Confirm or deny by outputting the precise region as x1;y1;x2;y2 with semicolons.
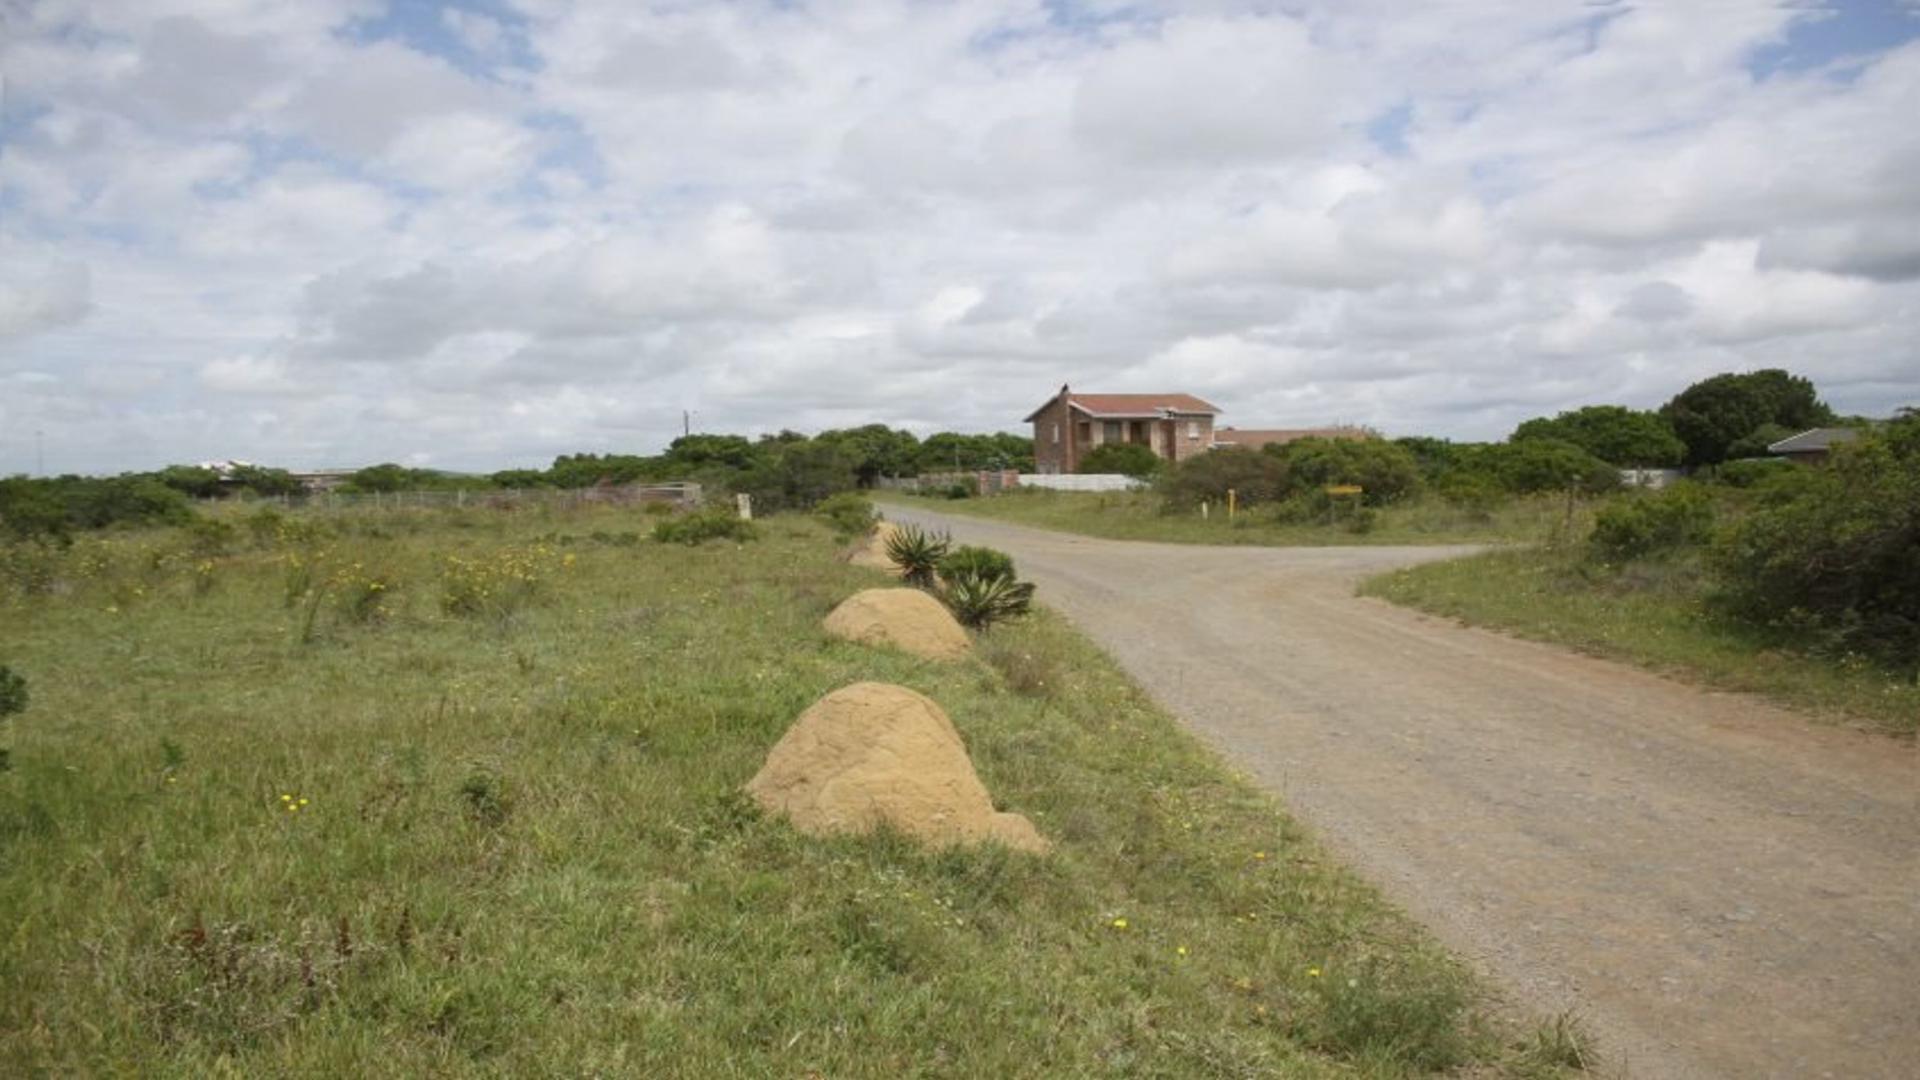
0;426;1033;542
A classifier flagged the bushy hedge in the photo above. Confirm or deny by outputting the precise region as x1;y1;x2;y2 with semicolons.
652;508;761;545
1158;447;1289;509
1268;437;1422;506
1711;420;1920;668
1078;443;1162;478
939;545;1016;584
1588;483;1716;561
813;492;876;539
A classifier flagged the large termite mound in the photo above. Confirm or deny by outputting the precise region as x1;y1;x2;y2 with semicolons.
746;682;1049;854
823;587;970;661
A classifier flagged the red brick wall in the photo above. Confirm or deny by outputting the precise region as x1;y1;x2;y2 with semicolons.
1031;394;1077;473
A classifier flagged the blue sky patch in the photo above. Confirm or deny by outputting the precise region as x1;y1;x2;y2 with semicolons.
1748;0;1920;78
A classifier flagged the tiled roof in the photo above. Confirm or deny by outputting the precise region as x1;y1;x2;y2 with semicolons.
1212;427;1369;450
1069;393;1220;417
1767;427;1860;454
1022;387;1222;422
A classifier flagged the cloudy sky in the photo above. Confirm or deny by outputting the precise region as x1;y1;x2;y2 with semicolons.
2;0;1918;474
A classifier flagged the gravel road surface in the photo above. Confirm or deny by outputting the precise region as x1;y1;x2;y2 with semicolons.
885;504;1918;1080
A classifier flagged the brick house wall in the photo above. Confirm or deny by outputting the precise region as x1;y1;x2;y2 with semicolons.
1030;393;1077;473
1162;413;1215;465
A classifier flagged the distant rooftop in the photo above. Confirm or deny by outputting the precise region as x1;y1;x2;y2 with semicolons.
1766;427;1861;454
1024;388;1221;421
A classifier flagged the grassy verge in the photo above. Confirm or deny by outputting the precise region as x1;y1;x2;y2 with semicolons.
0;505;1581;1075
883;489;1593;546
1362;547;1918;737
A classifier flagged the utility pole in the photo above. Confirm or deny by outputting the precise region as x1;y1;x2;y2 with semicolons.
683;410;692;438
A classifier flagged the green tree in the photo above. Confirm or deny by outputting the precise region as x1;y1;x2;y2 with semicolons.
1512;406;1685;467
664;434;761;471
346;463;413;493
1078;443;1162;478
816;424;920;487
1660;369;1834;466
155;465;226;499
229;464;303;497
1724;422;1796;461
1454;440;1621;495
1393;436;1463;480
546;454;658;488
917;432;1034;474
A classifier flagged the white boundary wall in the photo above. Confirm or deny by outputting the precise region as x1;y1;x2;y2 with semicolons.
1017;473;1147;492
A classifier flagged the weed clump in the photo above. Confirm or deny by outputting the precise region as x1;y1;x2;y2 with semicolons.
441;544;567;617
651;508;760;545
459;768;511;827
814;492;876;540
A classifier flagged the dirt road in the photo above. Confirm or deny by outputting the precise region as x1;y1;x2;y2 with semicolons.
886;505;1917;1079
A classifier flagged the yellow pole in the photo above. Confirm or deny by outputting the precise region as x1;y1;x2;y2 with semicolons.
1227;488;1237;520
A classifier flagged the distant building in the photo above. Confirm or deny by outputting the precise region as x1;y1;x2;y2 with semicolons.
1766;427;1859;464
1025;385;1221;474
287;468;358;492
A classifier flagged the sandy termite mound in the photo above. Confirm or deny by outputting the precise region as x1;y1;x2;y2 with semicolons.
843;519;901;572
746;682;1049;854
823;587;970;661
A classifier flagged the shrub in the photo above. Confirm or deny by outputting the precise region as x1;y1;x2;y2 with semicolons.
244;507;285;548
0;477;71;543
884;523;949;588
441;545;566;617
941;570;1036;630
1269;437;1422;506
938;545;1015;585
1434;472;1507;519
1078;443;1162;478
1455;439;1621;495
1714;458;1795;489
0;664;25;717
0;663;21;772
1711;429;1920;669
651;508;760;545
332;565;399;625
1158;447;1288;509
814;492;876;539
942;481;974;499
1588;484;1716;561
184;517;238;557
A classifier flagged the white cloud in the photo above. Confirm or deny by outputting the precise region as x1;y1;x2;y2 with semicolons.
0;0;1915;474
0;261;91;340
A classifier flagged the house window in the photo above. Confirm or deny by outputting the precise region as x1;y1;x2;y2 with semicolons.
1187;420;1200;440
1103;421;1122;443
1051;423;1059;445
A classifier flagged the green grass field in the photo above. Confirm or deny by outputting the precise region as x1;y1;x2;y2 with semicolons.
0;504;1583;1076
882;490;1593;547
1362;548;1919;737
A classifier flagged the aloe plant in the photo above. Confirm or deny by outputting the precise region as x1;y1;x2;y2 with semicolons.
941;570;1035;630
884;524;950;588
